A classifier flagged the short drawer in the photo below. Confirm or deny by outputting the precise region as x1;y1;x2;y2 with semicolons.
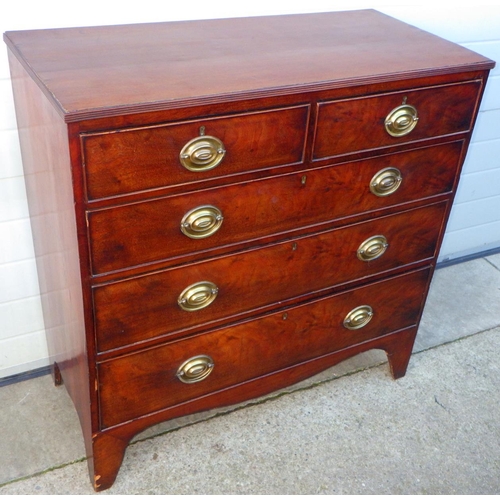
313;81;480;160
88;141;461;275
82;105;309;200
97;267;431;428
93;202;445;352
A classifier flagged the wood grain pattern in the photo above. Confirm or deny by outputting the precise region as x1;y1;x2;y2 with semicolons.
92;324;421;491
5;10;494;492
88;142;461;275
82;105;309;200
6;51;95;469
3;11;494;121
93;203;446;353
313;81;480;160
98;267;431;428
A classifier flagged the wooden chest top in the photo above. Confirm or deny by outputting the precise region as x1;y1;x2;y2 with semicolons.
3;10;494;121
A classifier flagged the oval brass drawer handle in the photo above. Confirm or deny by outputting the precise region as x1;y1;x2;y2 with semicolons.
178;281;219;312
176;355;214;384
385;104;418;137
179;133;226;172
357;235;389;262
181;205;224;239
343;305;374;330
370;167;403;197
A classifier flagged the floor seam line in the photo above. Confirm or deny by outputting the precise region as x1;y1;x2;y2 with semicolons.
413;324;500;356
484;256;500;272
0;457;87;490
3;325;499;488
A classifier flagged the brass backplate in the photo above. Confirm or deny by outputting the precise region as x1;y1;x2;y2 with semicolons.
180;205;223;239
385;104;418;137
179;135;226;172
177;281;219;312
343;305;374;330
357;235;389;262
370;167;403;197
176;355;214;384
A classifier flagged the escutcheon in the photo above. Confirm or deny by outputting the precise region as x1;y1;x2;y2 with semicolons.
357;235;389;262
180;205;224;239
384;104;418;137
176;355;214;384
343;305;374;330
178;281;219;312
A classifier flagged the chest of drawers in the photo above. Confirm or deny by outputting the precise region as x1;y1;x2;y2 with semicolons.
5;10;494;491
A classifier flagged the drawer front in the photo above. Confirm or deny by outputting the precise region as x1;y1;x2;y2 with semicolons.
93;202;445;352
88;142;461;275
82;105;309;200
98;267;431;428
313;81;480;160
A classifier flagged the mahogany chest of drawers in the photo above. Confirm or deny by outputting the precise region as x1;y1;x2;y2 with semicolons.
5;10;494;491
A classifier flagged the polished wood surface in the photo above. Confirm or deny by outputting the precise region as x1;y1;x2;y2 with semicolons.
88;143;462;275
4;10;493;121
6;51;95;475
93;324;421;491
93;203;445;353
82;105;309;200
98;267;431;428
6;10;494;492
313;80;480;160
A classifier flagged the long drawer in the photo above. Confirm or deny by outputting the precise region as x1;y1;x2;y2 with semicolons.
98;267;431;428
88;141;461;275
93;202;445;352
313;81;480;160
82;105;309;200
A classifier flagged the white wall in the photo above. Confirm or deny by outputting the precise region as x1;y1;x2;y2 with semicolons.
1;1;499;378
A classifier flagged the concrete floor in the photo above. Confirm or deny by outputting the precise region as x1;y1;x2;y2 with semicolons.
1;254;500;494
